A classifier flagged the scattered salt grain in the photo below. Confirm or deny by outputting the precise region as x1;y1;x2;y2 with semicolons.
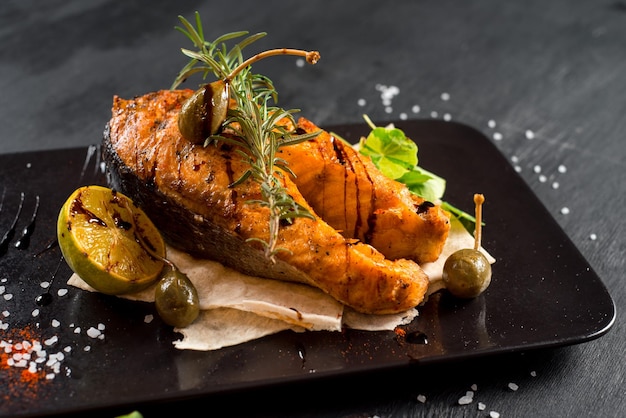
40;281;50;289
552;182;559;189
295;58;305;68
490;411;500;418
441;92;451;101
558;164;567;173
471;384;478;391
411;105;421;114
430;111;438;118
2;310;9;317
57;288;68;297
32;309;39;317
493;132;502;141
0;286;4;294
478;402;486;411
376;84;400;106
144;314;154;323
399;112;408;120
589;233;597;240
458;391;474;405
539;174;547;183
525;129;535;139
560;207;570;215
4;293;13;301
508;382;519;391
44;336;58;346
488;119;496;128
86;327;102;339
357;98;366;107
83;345;91;352
443;113;452;121
530;370;537;377
417;394;426;403
533;165;541;173
51;319;60;328
26;163;32;169
74;327;81;334
385;106;393;114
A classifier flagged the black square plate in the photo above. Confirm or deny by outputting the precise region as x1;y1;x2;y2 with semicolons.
0;120;615;417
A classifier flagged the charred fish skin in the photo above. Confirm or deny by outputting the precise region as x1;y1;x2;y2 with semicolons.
102;89;429;314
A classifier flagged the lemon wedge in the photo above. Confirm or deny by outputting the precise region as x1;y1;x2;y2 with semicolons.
57;185;165;295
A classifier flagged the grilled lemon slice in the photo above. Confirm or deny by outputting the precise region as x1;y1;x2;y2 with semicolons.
57;185;165;295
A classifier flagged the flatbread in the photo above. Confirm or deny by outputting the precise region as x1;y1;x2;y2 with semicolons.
67;216;494;350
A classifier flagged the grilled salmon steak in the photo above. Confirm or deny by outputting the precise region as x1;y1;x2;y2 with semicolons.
280;117;450;264
103;89;445;314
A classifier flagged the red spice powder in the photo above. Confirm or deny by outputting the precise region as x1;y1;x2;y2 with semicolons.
0;324;52;403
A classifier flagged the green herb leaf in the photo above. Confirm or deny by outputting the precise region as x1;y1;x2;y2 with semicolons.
356;115;476;230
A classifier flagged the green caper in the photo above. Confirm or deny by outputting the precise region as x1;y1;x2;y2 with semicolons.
177;48;320;144
442;248;492;298
178;80;229;144
155;266;200;328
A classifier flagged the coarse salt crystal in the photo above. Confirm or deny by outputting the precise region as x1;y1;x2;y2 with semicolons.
399;113;408;120
558;164;567;173
4;294;13;301
40;281;50;289
493;132;502;141
57;289;68;297
560;207;570;215
417;394;426;403
357;98;366;107
411;105;420;114
430;111;438;118
533;165;541;173
539;174;547;183
51;319;60;327
552;182;559;189
86;327;101;338
458;391;474;405
44;336;58;346
488;120;496;128
478;402;486;411
0;286;4;294
295;58;305;68
441;92;451;101
530;370;537;377
144;314;154;323
32;309;40;317
508;382;519;391
525;129;535;139
589;233;597;240
490;412;500;418
443;113;452;121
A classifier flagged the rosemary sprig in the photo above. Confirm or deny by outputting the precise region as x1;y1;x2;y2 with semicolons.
172;12;320;261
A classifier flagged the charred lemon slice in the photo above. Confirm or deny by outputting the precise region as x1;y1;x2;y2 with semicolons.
57;185;165;295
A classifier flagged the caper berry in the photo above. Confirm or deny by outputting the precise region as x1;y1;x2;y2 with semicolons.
155;266;200;328
442;248;492;298
178;80;229;144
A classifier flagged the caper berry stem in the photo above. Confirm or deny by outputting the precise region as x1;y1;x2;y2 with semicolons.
225;48;320;83
473;193;485;250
